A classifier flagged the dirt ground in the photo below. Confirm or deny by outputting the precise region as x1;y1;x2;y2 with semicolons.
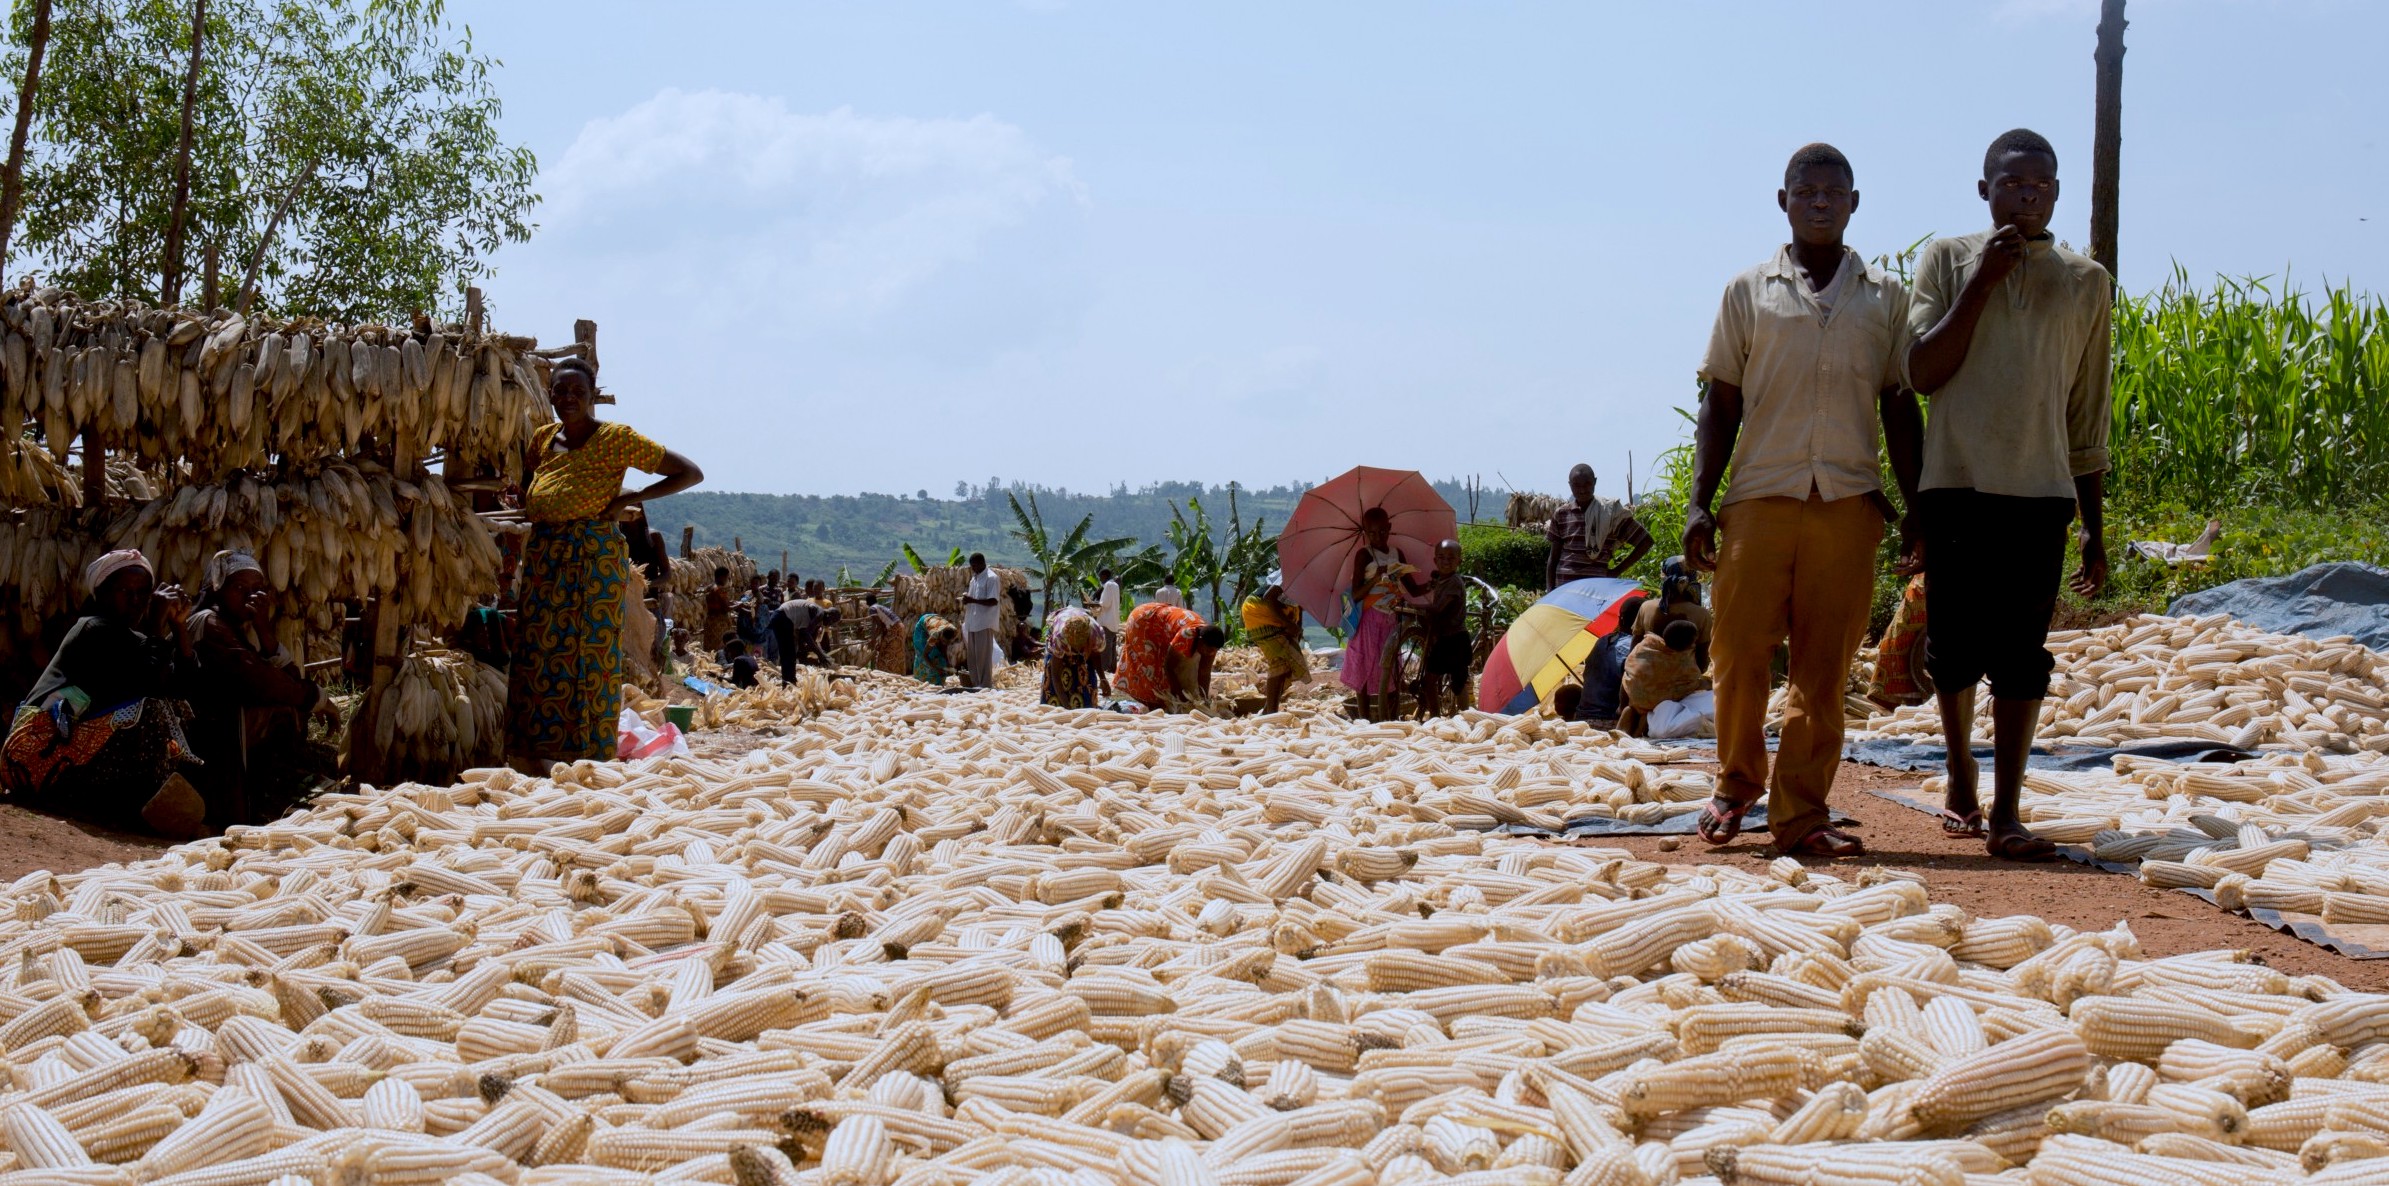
1;730;2379;990
0;803;167;882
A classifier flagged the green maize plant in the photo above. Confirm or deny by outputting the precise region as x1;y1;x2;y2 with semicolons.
2111;267;2389;510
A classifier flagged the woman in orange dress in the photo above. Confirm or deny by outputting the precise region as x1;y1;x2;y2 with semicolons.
506;359;702;770
1113;602;1227;711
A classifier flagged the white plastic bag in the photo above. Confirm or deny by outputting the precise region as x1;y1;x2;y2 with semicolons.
1649;690;1717;740
616;706;692;761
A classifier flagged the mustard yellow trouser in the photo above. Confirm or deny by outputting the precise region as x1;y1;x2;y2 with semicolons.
1712;493;1884;844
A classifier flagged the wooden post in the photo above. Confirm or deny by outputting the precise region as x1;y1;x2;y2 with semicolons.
2089;0;2126;287
201;241;220;311
680;526;694;558
575;319;613;404
781;550;789;579
79;432;102;506
734;536;742;554
465;286;484;341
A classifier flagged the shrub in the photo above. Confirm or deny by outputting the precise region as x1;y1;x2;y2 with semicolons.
1458;523;1549;590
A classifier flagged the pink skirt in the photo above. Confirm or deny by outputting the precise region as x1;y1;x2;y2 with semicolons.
1341;608;1396;692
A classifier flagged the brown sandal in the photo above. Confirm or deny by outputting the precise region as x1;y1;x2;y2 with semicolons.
1987;826;2059;862
1778;826;1866;859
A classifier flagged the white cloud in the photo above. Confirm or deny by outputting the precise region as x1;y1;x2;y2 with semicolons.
525;90;1086;329
493;91;1097;491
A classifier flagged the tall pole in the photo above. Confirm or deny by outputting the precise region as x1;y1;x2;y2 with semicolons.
160;0;207;305
0;0;55;288
2089;0;2126;287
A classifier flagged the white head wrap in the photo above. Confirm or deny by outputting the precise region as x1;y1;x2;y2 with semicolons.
205;549;265;593
83;549;153;595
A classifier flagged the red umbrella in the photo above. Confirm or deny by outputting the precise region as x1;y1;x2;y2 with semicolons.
1277;467;1457;625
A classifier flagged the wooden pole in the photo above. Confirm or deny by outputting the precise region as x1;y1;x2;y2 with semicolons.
0;0;54;288
680;526;694;558
159;0;207;305
2089;0;2126;287
201;241;220;310
79;432;102;505
781;550;789;580
465;286;483;340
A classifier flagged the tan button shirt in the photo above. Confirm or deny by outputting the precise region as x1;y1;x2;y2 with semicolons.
1905;230;2112;499
1699;246;1909;507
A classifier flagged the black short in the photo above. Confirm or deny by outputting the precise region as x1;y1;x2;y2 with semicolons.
1919;488;2078;701
1423;635;1472;680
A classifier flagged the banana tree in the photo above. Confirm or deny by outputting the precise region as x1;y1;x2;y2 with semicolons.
1009;490;1136;617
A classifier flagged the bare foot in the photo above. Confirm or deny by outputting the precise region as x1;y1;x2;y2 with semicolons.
1944;745;1981;820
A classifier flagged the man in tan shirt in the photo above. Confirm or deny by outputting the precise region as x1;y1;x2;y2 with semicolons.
1904;128;2111;863
1686;142;1924;859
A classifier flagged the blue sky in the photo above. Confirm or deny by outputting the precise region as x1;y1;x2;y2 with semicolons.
469;0;2386;500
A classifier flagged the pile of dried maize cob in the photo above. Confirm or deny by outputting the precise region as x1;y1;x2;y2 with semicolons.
0;461;502;668
1;285;552;479
668;550;761;606
363;650;512;787
894;567;1031;646
3;681;2388;1185
1855;614;2389;756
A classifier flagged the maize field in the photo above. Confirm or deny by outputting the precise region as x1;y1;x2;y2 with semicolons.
4;666;2389;1185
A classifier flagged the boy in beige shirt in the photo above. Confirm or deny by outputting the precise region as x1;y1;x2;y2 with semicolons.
1904;128;2112;862
1687;142;1923;859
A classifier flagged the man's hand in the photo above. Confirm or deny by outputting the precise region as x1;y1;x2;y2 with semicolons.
1681;506;1720;573
1895;513;1926;575
312;698;343;726
1978;224;2028;285
2070;527;2109;599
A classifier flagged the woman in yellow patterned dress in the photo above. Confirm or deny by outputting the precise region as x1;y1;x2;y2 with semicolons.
505;358;702;771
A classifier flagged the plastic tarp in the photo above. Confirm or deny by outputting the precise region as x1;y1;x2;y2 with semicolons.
1844;737;2256;774
1448;801;1853;838
2168;561;2389;652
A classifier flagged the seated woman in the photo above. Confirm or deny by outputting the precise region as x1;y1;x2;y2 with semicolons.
2;550;204;836
1114;602;1227;711
185;551;341;828
1041;607;1104;710
911;614;960;686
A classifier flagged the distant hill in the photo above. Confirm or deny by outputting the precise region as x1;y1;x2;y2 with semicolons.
646;478;1509;583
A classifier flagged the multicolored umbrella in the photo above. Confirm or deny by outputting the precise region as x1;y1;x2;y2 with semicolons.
1276;467;1456;626
1476;578;1646;714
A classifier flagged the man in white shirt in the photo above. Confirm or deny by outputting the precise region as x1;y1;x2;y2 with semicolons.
1154;584;1185;610
961;553;1002;688
1093;567;1123;692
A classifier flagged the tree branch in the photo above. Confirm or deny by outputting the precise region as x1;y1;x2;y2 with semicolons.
160;0;207;305
0;0;55;287
235;150;316;315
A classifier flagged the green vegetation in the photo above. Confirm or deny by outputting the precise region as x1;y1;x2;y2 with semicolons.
3;0;537;319
1456;523;1545;591
2111;271;2389;509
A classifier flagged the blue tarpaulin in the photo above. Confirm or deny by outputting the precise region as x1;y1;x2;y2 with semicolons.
2168;562;2389;652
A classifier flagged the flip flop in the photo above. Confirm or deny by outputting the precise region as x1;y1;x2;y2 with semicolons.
1696;795;1759;846
1940;809;1985;838
1779;826;1866;859
1987;827;2059;862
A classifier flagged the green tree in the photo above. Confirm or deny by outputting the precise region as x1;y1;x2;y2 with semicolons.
1;0;537;320
1008;490;1136;617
